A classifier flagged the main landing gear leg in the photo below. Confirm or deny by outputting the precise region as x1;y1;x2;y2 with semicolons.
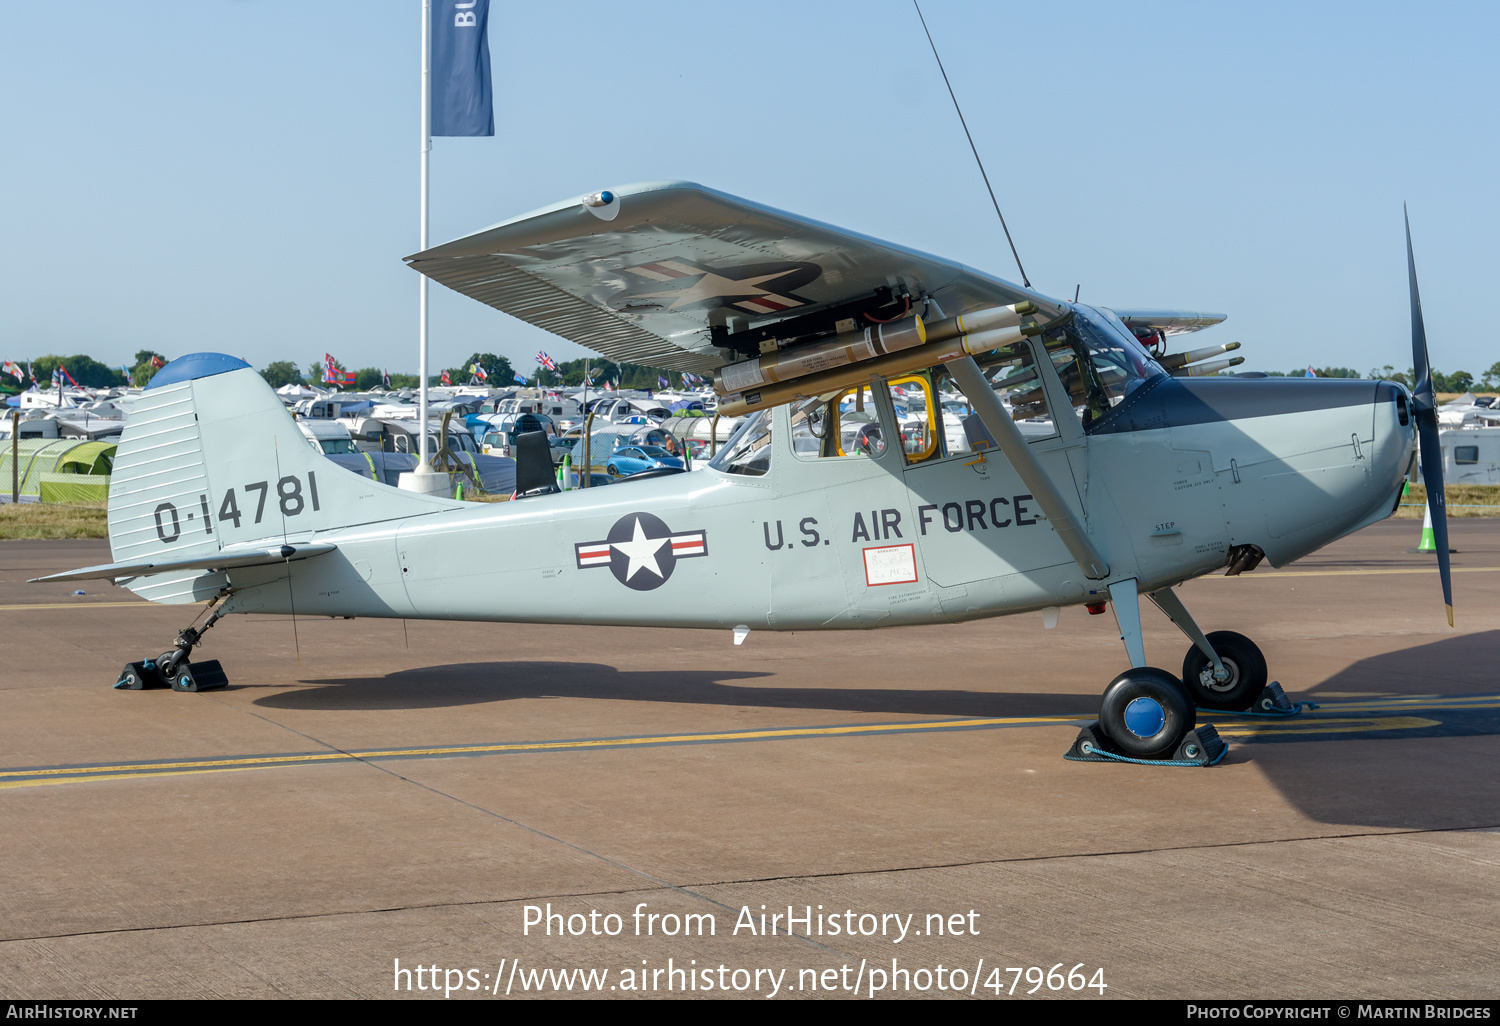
1066;579;1226;766
1148;586;1268;712
114;605;230;693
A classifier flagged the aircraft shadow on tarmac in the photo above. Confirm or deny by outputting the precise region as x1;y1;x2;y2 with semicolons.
252;660;1099;720
1242;631;1500;831
248;637;1500;832
1303;629;1500;697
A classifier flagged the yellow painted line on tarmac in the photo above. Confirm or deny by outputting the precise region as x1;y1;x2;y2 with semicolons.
0;715;1091;790
1206;567;1500;579
1216;716;1440;737
0;601;155;611
0;766;266;790
0;703;1474;791
1308;697;1500;713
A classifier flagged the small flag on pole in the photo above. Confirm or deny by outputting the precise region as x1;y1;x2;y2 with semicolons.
441;369;452;385
514;374;527;385
536;351;557;372
149;354;165;369
470;362;488;382
382;368;391;389
1305;366;1317;378
431;0;494;137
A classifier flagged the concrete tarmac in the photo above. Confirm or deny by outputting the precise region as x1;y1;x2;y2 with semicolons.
1;521;1497;1000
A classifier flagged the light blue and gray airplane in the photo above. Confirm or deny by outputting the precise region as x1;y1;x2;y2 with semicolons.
38;184;1451;762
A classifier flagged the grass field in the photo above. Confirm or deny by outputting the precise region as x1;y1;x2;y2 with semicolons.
0;503;109;539
1392;483;1500;518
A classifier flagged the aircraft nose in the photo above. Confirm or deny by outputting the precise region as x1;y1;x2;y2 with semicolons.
1216;378;1415;568
1374;380;1417;479
1359;380;1419;525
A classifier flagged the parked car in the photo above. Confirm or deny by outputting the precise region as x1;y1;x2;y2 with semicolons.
604;445;685;477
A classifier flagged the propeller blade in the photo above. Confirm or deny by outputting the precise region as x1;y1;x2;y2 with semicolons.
1406;207;1453;626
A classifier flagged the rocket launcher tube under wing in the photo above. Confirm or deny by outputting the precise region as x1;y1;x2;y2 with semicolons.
1158;341;1241;371
713;316;927;397
924;300;1038;344
1171;356;1245;377
717;323;1027;418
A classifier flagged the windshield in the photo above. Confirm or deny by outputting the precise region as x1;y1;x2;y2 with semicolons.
1040;306;1165;429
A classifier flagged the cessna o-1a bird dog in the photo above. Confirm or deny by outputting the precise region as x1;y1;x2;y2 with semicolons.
40;183;1453;763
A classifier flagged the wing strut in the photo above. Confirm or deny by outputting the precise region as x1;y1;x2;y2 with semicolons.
947;356;1108;579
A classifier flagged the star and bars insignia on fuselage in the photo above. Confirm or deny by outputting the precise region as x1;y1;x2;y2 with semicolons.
616;259;821;316
574;512;709;591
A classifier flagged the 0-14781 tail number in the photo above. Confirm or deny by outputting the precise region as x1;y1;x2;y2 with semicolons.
152;473;322;544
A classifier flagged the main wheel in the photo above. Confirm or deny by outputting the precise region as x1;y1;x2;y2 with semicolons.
1181;631;1267;711
1098;668;1196;759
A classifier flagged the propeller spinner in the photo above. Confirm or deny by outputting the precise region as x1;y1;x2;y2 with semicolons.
1405;207;1454;626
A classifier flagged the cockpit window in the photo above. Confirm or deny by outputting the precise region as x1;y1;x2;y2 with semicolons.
788;384;893;461
978;339;1059;441
708;411;773;476
1043;306;1165;430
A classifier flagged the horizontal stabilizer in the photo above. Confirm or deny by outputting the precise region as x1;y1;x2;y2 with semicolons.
31;542;337;584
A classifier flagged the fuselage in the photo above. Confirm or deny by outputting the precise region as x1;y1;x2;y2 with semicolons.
215;368;1415;632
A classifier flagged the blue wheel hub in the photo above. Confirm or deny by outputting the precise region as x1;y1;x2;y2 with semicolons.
1123;696;1166;738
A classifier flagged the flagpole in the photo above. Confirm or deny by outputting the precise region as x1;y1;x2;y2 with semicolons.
418;0;431;468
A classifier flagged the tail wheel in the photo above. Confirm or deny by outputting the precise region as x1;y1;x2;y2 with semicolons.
159;651;195;692
1182;631;1267;711
1098;668;1196;758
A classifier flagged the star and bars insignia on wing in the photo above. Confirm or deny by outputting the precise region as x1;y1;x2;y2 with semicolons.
574;512;708;591
616;259;821;316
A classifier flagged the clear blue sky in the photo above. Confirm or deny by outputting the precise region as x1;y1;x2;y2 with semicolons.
1;1;1495;378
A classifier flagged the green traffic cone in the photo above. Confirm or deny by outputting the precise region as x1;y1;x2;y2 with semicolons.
1410;494;1456;554
1416;500;1436;552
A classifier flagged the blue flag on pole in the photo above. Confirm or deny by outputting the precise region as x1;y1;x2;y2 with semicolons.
431;0;494;137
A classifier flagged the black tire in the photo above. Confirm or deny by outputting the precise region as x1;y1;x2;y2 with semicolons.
1181;631;1267;711
606;464;618;476
159;651;194;692
1098;668;1196;758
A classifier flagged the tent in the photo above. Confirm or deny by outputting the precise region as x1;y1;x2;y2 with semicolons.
0;439;116;503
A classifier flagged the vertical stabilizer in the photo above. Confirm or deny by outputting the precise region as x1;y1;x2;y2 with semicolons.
109;355;458;603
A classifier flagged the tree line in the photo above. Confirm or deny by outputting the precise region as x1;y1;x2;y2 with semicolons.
13;352;1497;397
1248;366;1495;392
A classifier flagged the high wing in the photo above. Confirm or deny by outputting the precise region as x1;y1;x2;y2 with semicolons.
1109;310;1227;336
406;180;1065;375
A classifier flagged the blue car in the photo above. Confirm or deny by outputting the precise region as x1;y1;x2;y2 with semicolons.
605;445;685;477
